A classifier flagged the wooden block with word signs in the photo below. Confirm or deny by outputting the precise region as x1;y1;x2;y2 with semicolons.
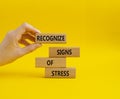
36;58;66;68
35;34;66;43
45;68;76;78
49;47;80;58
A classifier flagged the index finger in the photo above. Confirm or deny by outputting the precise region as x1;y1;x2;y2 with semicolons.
15;22;41;35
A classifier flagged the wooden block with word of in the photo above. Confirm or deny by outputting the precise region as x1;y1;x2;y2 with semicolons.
49;47;80;58
35;34;66;43
35;58;66;68
45;68;76;78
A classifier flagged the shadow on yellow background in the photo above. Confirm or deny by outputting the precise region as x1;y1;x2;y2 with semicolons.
0;0;120;99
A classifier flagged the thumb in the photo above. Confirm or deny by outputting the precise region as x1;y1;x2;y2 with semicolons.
21;43;42;55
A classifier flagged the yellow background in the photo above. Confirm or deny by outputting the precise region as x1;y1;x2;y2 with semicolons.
0;0;120;99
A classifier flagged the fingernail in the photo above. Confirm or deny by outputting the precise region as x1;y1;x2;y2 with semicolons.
36;29;41;33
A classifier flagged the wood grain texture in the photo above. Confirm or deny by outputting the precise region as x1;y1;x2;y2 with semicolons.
35;58;66;68
49;47;80;57
45;68;76;78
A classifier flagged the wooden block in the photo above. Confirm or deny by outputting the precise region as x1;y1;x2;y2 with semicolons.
49;47;80;57
36;58;66;68
45;68;76;78
35;34;66;43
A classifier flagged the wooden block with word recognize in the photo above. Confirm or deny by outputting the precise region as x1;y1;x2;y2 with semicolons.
45;68;76;78
35;58;66;68
49;47;80;58
35;34;66;43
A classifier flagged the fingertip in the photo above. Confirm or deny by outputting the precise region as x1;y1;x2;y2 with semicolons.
35;32;41;35
35;43;42;48
35;29;41;33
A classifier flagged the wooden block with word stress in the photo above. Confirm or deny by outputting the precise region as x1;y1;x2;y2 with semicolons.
45;68;76;78
35;34;66;43
36;58;66;68
49;47;80;58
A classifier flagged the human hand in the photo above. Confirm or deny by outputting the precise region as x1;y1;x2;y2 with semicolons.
0;23;42;66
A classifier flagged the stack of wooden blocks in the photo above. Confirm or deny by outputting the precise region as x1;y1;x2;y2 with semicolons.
35;34;80;78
